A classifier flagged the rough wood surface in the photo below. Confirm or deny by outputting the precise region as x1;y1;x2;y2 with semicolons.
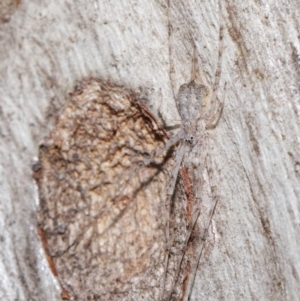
1;0;300;300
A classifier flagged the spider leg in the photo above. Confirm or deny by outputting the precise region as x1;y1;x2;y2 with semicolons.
190;39;208;87
144;130;182;165
160;141;187;301
185;139;220;301
165;133;208;301
205;0;225;130
165;207;200;301
205;96;224;130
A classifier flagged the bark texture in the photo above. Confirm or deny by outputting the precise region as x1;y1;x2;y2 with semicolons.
1;0;300;300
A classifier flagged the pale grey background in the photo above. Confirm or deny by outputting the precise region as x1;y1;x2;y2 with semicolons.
1;0;300;300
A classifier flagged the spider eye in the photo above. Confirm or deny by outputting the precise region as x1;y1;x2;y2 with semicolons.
185;136;194;144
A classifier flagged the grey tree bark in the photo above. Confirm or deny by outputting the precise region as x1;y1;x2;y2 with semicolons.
1;0;300;300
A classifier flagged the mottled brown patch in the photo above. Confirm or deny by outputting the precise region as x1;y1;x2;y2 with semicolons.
0;0;20;23
180;167;194;221
36;79;173;300
61;290;71;300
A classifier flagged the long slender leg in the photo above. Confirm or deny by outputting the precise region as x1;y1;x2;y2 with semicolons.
164;133;209;301
206;0;225;129
160;141;187;301
144;130;182;165
185;141;220;301
165;208;200;301
190;40;210;88
210;0;224;104
167;0;177;101
205;97;224;130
